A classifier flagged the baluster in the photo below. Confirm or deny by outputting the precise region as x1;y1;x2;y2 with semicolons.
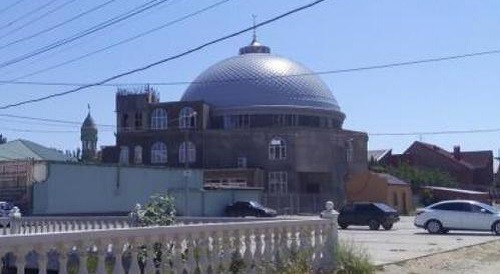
128;240;141;274
57;243;69;274
290;225;299;258
312;224;323;270
143;237;156;274
14;248;27;274
184;233;196;273
272;227;283;270
77;243;89;274
197;231;209;273
243;229;254;273
211;231;222;273
172;236;184;273
36;245;49;274
261;227;273;266
221;230;232;272
252;228;263;274
112;239;125;274
95;241;107;274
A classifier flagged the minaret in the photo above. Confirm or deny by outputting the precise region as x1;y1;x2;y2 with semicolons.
81;104;98;161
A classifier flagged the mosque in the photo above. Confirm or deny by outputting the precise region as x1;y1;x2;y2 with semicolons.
94;35;368;212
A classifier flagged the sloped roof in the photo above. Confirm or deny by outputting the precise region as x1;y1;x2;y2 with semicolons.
0;139;75;162
367;149;391;162
405;141;475;169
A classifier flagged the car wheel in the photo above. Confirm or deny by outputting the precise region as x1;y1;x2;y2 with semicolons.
426;220;443;234
492;221;500;235
368;219;380;230
382;222;393;230
339;223;348;229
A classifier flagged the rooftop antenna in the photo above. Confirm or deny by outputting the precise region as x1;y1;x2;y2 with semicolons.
252;14;257;43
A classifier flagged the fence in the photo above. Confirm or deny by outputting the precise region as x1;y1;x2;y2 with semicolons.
0;215;296;236
0;217;338;273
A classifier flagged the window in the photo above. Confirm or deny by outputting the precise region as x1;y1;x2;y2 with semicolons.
393;192;398;207
151;142;168;164
179;141;196;163
122;114;129;131
119;146;129;165
432;202;470;212
237;157;247;168
151;108;168;129
268;171;287;194
268;137;286;160
223;115;250;129
134;146;143;164
179;107;196;129
134;112;143;129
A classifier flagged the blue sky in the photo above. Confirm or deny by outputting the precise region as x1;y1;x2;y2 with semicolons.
1;0;500;155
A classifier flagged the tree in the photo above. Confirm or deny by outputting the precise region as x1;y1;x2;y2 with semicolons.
0;134;6;144
136;193;176;227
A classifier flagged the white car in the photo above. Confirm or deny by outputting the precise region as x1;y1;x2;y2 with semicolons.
414;200;500;235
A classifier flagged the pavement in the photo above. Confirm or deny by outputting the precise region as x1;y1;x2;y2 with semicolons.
338;216;500;265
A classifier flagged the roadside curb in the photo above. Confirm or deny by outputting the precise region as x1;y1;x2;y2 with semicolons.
375;238;500;268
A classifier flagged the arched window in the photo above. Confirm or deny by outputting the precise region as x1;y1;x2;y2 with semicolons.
119;146;129;165
151;108;168;129
122;114;129;131
151;142;168;164
134;146;143;164
268;137;286;160
179;141;196;163
179;107;196;129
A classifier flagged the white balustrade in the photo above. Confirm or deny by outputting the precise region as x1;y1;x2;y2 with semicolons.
0;217;338;273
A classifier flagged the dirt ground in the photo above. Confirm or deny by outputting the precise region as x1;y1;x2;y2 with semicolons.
378;240;500;274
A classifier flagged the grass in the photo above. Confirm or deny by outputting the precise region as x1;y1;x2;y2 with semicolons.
335;241;376;274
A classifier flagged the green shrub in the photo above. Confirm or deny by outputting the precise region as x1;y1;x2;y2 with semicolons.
138;193;176;227
335;241;376;274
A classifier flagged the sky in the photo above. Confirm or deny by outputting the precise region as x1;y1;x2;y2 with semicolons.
1;0;500;156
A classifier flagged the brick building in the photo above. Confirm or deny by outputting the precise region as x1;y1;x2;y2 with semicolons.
102;38;368;212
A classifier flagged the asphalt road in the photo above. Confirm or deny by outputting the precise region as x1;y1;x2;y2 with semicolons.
338;216;500;265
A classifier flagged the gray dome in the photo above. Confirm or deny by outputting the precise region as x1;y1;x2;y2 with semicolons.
181;48;341;112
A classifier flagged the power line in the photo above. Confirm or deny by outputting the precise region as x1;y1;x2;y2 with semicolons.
0;0;119;51
0;113;114;127
0;0;170;70
1;0;231;82
0;0;57;33
1;47;500;87
0;0;78;41
0;0;26;17
0;0;329;110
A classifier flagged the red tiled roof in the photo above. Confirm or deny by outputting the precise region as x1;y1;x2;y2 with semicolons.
460;151;492;168
405;141;475;169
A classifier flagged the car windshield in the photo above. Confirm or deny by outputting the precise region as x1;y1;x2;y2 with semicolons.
374;203;397;212
249;201;264;208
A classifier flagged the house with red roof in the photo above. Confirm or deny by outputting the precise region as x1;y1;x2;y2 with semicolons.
388;141;493;190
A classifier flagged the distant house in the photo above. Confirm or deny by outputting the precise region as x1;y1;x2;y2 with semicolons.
367;149;392;165
0;139;75;212
347;171;413;214
387;141;493;190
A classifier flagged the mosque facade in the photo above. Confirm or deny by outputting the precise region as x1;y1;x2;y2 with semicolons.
101;38;368;212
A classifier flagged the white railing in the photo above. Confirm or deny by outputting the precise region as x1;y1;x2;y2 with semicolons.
0;216;295;235
0;217;337;273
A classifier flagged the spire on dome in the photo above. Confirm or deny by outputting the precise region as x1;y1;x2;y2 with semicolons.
239;15;271;55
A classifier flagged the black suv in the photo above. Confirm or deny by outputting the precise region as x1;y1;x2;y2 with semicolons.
225;201;277;217
338;202;400;230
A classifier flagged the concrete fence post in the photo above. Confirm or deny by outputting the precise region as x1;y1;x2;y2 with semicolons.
9;206;22;234
319;201;339;272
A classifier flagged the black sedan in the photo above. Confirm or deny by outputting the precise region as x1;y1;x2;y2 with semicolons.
338;202;400;230
225;201;277;217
